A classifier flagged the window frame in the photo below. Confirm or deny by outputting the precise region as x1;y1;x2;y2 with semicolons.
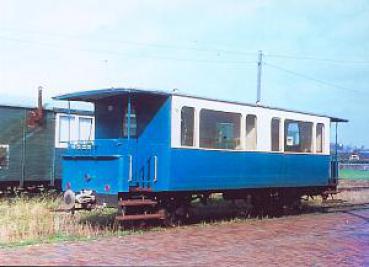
55;113;95;148
0;144;10;170
78;116;94;142
199;108;242;150
172;97;329;155
180;106;195;147
245;114;257;151
123;105;137;138
316;123;325;153
271;117;281;152
284;119;313;153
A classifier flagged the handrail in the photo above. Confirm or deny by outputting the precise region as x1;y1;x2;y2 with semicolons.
128;154;133;182
153;155;158;183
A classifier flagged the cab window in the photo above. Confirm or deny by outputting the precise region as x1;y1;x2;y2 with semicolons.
123;105;137;137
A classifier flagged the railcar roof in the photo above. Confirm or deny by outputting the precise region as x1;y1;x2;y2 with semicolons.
53;88;348;122
0;103;93;115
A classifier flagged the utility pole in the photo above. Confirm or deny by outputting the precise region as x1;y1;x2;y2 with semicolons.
256;50;263;105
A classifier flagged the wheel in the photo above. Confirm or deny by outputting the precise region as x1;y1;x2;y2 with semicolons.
240;196;253;218
163;209;180;227
63;189;76;211
162;206;190;227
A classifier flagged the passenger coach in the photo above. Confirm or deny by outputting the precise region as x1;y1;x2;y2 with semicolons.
53;88;347;223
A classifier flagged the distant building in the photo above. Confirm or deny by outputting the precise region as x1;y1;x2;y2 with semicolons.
349;153;360;161
358;150;369;161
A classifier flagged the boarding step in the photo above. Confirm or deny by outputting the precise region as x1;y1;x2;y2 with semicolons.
116;212;164;221
119;199;158;207
129;187;153;193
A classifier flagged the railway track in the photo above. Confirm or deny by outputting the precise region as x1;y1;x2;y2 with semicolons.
338;186;369;191
313;182;369;213
320;199;369;212
7;179;369;227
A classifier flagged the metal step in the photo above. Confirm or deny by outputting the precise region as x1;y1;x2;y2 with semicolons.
115;212;164;221
129;187;152;193
119;199;157;207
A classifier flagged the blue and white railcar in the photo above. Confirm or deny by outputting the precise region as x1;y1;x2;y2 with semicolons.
53;88;347;222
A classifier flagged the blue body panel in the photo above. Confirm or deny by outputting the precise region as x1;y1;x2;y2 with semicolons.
61;95;332;195
62;155;124;194
61;97;171;195
62;139;135;194
134;98;171;191
168;149;330;191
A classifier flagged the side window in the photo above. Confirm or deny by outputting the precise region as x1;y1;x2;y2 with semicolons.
79;117;94;141
123;105;137;137
181;106;194;146
56;114;95;148
246;115;257;150
284;120;313;152
0;144;9;170
59;115;76;145
271;118;281;151
200;109;241;150
316;123;324;153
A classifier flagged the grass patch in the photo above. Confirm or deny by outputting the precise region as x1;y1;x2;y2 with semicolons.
0;195;139;247
0;194;250;247
2;190;365;247
339;169;369;180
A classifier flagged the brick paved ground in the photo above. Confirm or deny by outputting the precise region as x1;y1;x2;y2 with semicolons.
1;208;369;266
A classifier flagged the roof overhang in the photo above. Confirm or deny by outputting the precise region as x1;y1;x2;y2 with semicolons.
52;88;170;102
53;87;348;122
330;117;349;123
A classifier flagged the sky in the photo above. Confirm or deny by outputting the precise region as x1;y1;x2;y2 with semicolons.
0;0;368;146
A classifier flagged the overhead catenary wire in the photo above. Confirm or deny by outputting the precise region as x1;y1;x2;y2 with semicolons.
0;28;367;96
265;53;369;65
0;27;257;56
264;61;365;94
0;35;257;65
1;27;369;66
2;26;369;65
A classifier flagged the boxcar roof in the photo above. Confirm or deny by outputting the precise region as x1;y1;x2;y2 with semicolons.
0;103;93;115
53;88;348;122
